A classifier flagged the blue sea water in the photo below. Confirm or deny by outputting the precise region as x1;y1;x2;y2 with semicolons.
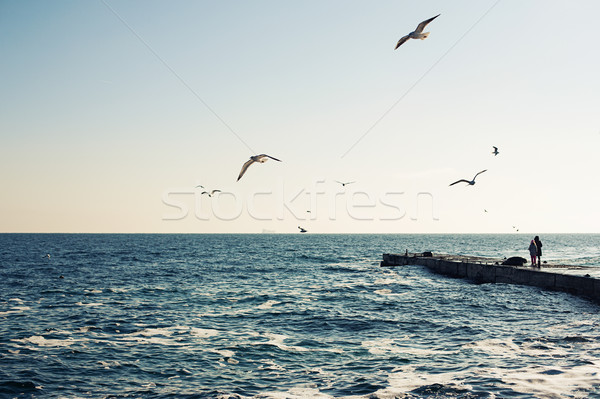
1;233;600;399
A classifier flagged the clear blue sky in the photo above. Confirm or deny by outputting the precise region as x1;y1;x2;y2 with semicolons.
1;0;598;233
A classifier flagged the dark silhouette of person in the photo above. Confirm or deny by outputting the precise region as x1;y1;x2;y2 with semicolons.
534;236;543;266
528;240;537;266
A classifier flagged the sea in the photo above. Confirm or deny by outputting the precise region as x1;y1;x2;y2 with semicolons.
1;233;600;399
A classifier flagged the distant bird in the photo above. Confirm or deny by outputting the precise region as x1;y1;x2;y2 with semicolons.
492;146;499;156
195;184;205;189
449;170;487;186
298;226;307;233
395;14;440;49
336;181;355;187
484;209;488;213
44;254;51;259
201;190;221;197
237;154;281;181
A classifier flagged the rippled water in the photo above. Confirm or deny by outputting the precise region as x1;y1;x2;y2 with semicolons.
1;234;600;398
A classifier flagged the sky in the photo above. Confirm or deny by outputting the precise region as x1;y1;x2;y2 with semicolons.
1;0;599;234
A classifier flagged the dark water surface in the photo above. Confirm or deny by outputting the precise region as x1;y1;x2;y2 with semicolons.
1;234;600;398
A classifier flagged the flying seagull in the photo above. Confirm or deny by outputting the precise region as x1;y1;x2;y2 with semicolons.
336;181;355;187
201;189;221;197
298;226;307;233
395;14;440;49
237;154;282;181
449;170;487;186
492;146;499;156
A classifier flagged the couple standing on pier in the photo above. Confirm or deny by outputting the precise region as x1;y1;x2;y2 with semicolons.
528;236;543;267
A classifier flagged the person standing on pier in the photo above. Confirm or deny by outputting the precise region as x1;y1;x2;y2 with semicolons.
534;236;543;266
528;239;538;267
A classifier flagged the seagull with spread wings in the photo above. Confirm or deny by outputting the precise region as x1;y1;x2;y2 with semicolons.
200;189;221;197
336;181;355;187
395;14;440;49
449;170;487;187
492;146;499;156
237;154;282;181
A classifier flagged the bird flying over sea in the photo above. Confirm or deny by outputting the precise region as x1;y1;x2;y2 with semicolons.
237;154;282;181
298;226;307;233
449;170;487;186
201;190;221;197
492;146;499;156
336;181;355;187
395;14;440;49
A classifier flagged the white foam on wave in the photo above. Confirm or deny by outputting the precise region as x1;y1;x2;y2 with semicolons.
0;306;31;316
258;300;280;310
75;302;104;307
362;338;451;357
121;335;185;346
190;327;219;339
476;362;600;398
549;319;597;332
12;335;76;348
214;349;235;358
374;365;471;397
254;333;309;352
108;287;129;293
332;281;362;290
362;338;397;355
210;349;239;364
133;327;175;337
120;326;221;347
121;327;187;347
257;387;334;399
198;306;255;318
462;338;521;357
97;360;121;369
258;359;286;372
463;337;570;361
84;289;103;294
141;382;156;389
461;336;600;397
374;277;399;285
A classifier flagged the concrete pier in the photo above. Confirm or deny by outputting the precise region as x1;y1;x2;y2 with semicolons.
381;253;600;302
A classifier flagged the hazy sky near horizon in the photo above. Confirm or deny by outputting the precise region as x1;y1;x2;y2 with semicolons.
1;0;599;233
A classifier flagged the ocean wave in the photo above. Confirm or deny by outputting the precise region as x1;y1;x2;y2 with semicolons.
3;233;600;398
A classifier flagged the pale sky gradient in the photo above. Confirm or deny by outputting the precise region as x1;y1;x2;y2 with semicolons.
1;0;599;233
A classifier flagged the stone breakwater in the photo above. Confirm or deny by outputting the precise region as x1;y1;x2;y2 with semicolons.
382;253;600;302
